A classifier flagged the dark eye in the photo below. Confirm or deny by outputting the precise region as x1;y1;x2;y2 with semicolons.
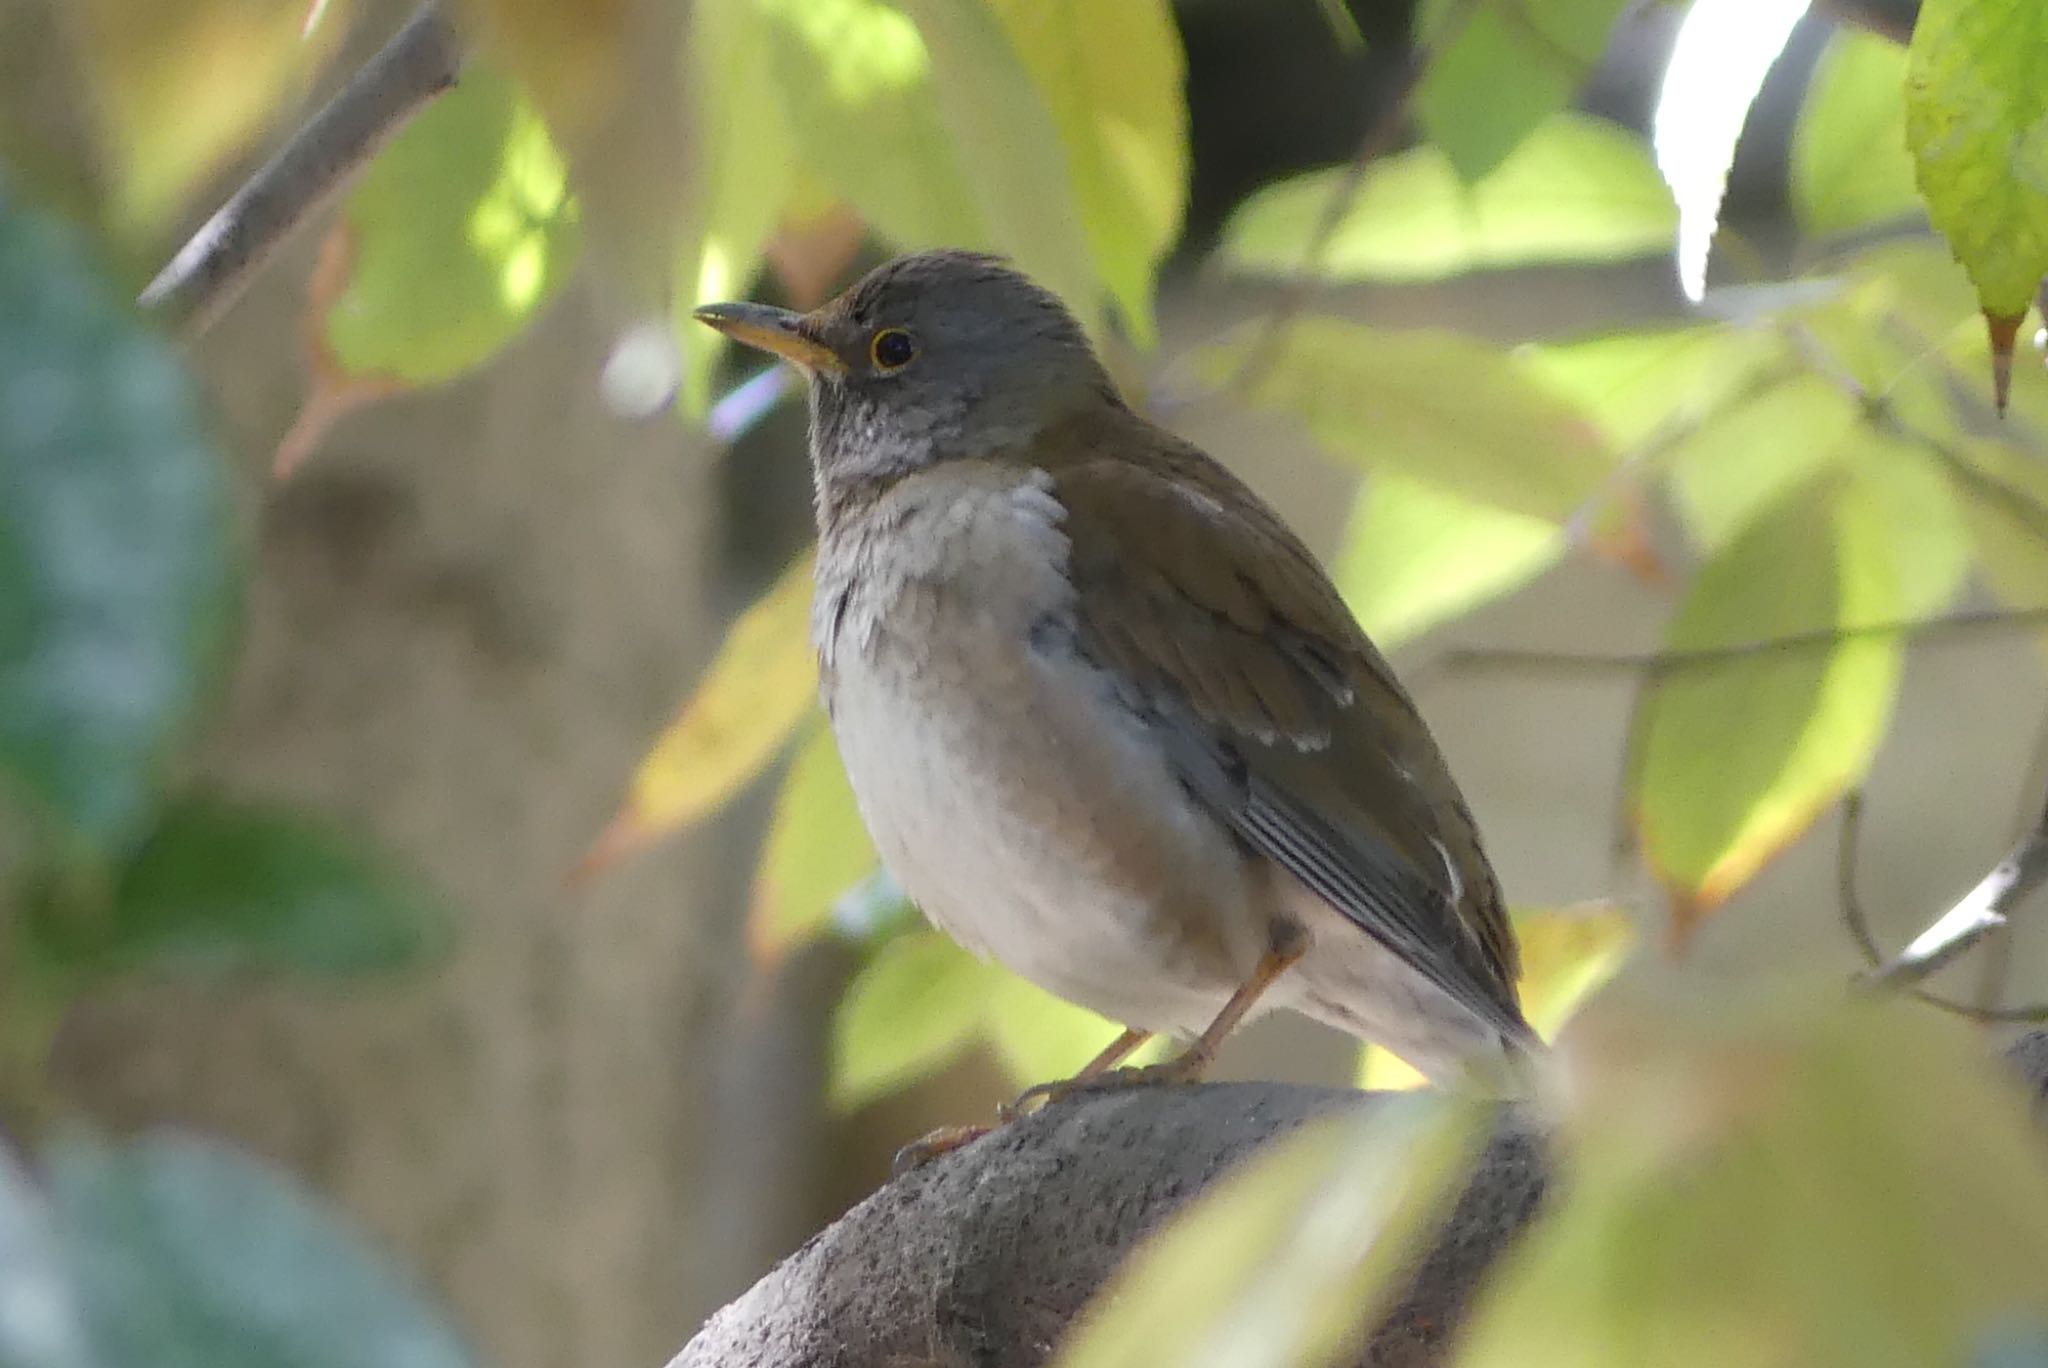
869;328;918;371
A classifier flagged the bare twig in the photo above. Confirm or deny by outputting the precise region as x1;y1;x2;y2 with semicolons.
1868;787;2048;989
138;0;465;335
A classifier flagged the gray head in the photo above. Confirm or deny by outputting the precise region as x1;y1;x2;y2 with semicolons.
694;251;1117;496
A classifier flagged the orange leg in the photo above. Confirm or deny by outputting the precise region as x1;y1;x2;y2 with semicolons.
1148;938;1307;1082
894;1026;1153;1174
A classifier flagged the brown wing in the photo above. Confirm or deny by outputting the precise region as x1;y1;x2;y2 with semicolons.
1037;406;1530;1043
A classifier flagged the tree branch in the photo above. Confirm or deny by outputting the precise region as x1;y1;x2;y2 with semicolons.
137;1;465;335
1867;786;2048;990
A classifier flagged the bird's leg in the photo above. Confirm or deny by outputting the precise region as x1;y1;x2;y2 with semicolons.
999;1026;1153;1120
893;1028;1152;1174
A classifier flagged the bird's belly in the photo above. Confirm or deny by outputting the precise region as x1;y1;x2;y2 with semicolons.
826;629;1263;1036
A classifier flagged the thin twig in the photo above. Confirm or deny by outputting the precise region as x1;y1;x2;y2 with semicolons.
1868;786;2048;990
139;0;465;335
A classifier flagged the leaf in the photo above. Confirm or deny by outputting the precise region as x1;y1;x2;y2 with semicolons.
579;550;818;877
675;0;798;417
1950;438;2048;628
1518;325;1789;451
0;198;236;850
1415;0;1632;181
77;0;334;230
1459;993;2048;1368
1791;28;1922;237
1905;0;2048;324
48;1130;479;1368
1665;377;1861;551
1652;0;1812;300
982;972;1164;1090
1223;114;1674;283
0;1144;96;1368
1333;475;1564;650
1635;475;1940;929
830;928;989;1108
984;0;1186;343
1212;319;1616;520
748;719;876;965
18;795;450;981
320;64;579;388
896;0;1103;337
1056;1096;1487;1368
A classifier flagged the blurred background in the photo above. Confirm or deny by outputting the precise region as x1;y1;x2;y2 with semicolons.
3;0;2043;1364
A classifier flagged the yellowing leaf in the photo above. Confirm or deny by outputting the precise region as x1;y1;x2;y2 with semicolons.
985;0;1186;343
1665;377;1861;551
324;64;579;386
79;0;333;230
1792;29;1922;237
748;719;875;965
580;551;817;878
830;928;988;1108
1214;319;1616;521
1461;993;2048;1368
1334;475;1563;651
1519;325;1789;452
1057;1096;1486;1368
1652;0;1812;300
1636;484;1907;930
1415;0;1631;181
1223;115;1672;284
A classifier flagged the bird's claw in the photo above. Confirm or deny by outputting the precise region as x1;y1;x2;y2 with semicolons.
1000;1054;1210;1121
890;1123;990;1177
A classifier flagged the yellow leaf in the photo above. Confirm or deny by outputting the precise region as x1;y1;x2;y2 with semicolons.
748;718;875;965
579;550;817;878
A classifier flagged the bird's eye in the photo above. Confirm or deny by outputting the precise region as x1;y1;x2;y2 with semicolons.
869;328;918;371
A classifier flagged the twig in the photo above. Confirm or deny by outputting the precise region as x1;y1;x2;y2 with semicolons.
1868;786;2048;990
138;0;465;335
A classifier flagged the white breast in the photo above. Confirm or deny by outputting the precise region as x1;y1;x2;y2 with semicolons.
815;466;1265;1035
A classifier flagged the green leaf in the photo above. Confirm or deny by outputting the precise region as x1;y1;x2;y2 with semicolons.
1905;0;2048;319
1636;476;1935;928
1056;1096;1488;1368
1665;377;1861;551
1652;0;1811;299
1334;474;1563;650
0;198;235;849
1792;29;1922;237
676;0;797;416
324;63;579;385
1416;0;1631;181
1223;114;1673;283
0;1144;96;1368
20;795;450;981
1951;438;2048;621
749;720;876;964
985;0;1186;343
982;971;1162;1089
48;1131;479;1368
830;928;988;1108
1460;994;2048;1368
896;0;1103;336
1519;325;1789;452
1212;319;1616;520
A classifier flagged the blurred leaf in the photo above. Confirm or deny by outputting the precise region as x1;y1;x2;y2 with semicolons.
1334;475;1563;650
1057;1096;1487;1368
1460;993;2048;1368
1666;377;1861;550
49;1131;478;1368
1223;114;1672;283
676;0;797;416
1652;0;1811;300
1905;0;2048;407
1519;325;1789;451
749;719;876;965
581;550;817;877
0;1144;96;1368
1360;901;1635;1091
458;0;627;140
1791;28;1921;237
19;795;449;981
1951;439;2048;627
982;972;1165;1089
1213;319;1616;520
78;0;332;230
986;0;1186;343
321;64;578;387
897;0;1103;337
1636;468;1960;929
0;199;235;850
1415;0;1631;181
830;928;988;1108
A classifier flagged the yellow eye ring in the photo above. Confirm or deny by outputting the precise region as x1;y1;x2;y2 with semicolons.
869;328;918;371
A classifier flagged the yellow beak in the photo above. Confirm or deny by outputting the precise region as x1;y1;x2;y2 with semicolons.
692;301;847;376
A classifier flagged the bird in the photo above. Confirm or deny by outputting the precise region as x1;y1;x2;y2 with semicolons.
695;250;1535;1129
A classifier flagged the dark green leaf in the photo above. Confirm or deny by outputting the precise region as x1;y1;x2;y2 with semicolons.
0;198;235;849
48;1130;478;1368
21;796;450;980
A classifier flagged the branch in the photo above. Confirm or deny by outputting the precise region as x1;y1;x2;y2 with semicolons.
137;1;465;335
1868;786;2048;990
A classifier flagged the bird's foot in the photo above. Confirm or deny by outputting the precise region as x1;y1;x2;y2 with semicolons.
890;1122;992;1177
1000;1049;1212;1120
